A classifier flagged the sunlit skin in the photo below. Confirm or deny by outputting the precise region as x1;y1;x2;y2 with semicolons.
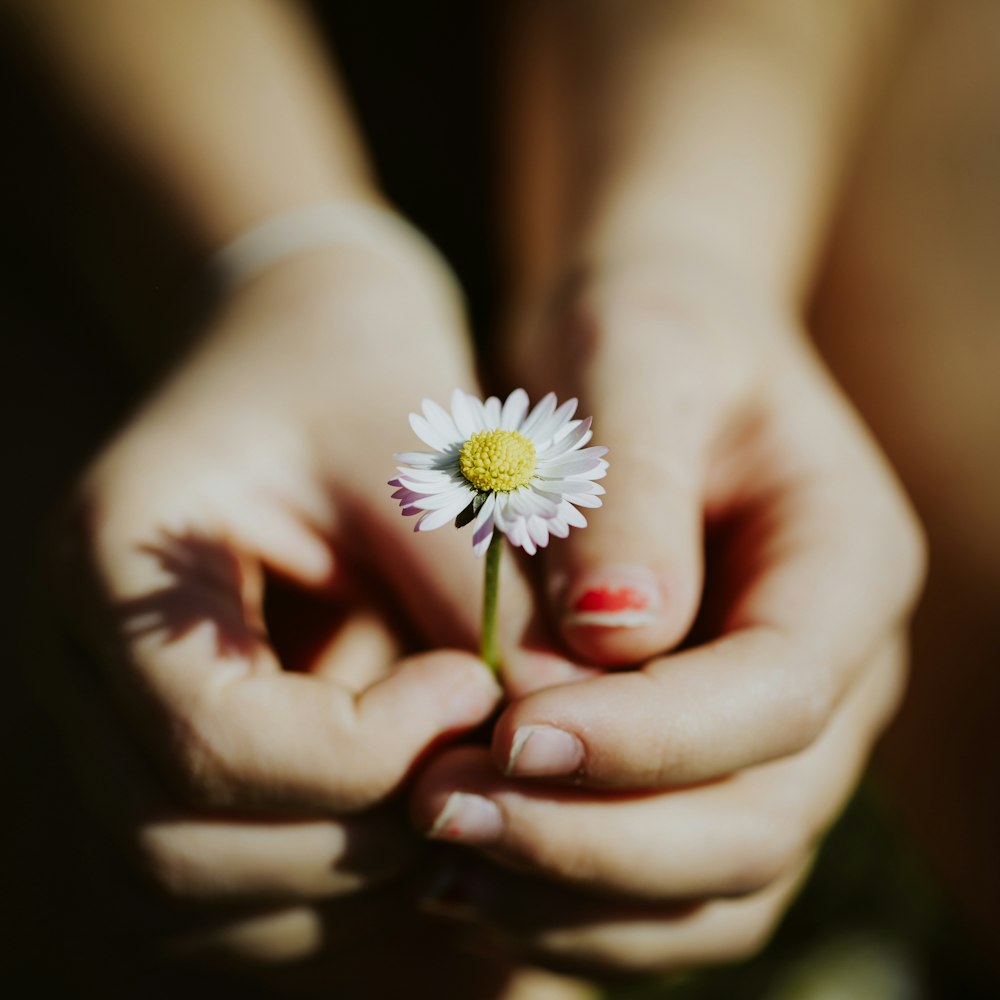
14;0;967;995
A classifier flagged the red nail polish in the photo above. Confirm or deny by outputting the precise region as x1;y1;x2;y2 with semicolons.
573;586;650;614
563;569;661;628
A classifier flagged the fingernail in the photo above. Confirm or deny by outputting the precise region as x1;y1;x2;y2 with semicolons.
561;567;661;628
506;725;585;777
428;792;504;844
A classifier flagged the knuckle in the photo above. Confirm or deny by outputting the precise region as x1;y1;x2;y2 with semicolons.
783;665;835;753
869;476;928;612
762;630;835;757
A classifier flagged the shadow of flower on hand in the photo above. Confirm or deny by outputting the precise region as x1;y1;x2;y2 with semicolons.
116;530;265;659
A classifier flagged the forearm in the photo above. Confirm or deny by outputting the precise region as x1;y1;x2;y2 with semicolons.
6;0;378;254
501;0;908;311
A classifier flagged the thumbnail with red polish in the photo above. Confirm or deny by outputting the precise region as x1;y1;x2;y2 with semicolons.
574;586;649;614
564;568;660;627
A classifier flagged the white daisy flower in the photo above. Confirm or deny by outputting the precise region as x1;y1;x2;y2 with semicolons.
389;388;608;556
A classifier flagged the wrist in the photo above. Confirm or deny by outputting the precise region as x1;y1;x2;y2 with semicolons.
208;199;463;312
511;239;797;356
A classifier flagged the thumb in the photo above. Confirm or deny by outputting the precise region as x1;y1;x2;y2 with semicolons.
547;437;705;667
535;310;717;667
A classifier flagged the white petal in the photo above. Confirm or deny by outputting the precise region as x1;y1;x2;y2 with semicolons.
472;521;495;556
409;412;455;452
532;398;578;446
510;488;558;518
537;455;610;479
527;515;550;549
538;417;592;458
395;464;461;482
548;479;605;494
548;518;570;539
577;445;609;460
474;491;497;528
551;416;583;445
408;486;475;511
416;495;474;531
394;475;462;496
492;494;513;531
469;493;498;555
530;487;570;507
538;444;608;465
519;392;557;437
500;388;529;430
559;503;588;528
484;395;502;428
422;398;462;441
450;389;484;437
564;492;603;508
538;462;608;487
392;450;441;468
502;514;535;555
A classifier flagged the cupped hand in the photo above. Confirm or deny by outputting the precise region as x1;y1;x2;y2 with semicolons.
46;241;513;967
410;258;925;971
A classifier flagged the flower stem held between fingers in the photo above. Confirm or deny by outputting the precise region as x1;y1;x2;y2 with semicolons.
481;531;503;673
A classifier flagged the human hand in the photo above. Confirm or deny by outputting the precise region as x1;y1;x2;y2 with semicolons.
45;240;508;972
410;257;925;972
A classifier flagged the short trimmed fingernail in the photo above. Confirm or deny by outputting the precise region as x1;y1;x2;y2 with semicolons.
506;725;585;777
562;567;661;628
428;792;503;844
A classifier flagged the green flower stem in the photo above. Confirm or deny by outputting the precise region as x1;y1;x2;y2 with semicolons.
481;531;504;675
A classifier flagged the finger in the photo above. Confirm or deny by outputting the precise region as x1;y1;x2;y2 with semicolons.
81;518;502;812
162;904;328;966
520;863;807;974
137;808;419;904
309;607;401;689
493;457;921;786
510;295;735;669
45;632;424;907
413;639;904;899
139;640;500;814
420;857;809;975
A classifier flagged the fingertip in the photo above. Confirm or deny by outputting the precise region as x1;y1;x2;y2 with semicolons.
503;724;585;778
490;694;589;781
423;649;505;725
365;649;502;736
409;745;495;834
555;565;696;666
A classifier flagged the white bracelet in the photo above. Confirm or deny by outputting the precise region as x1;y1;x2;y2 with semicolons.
208;199;462;303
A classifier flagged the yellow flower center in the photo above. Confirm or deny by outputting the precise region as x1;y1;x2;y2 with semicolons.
459;429;537;493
